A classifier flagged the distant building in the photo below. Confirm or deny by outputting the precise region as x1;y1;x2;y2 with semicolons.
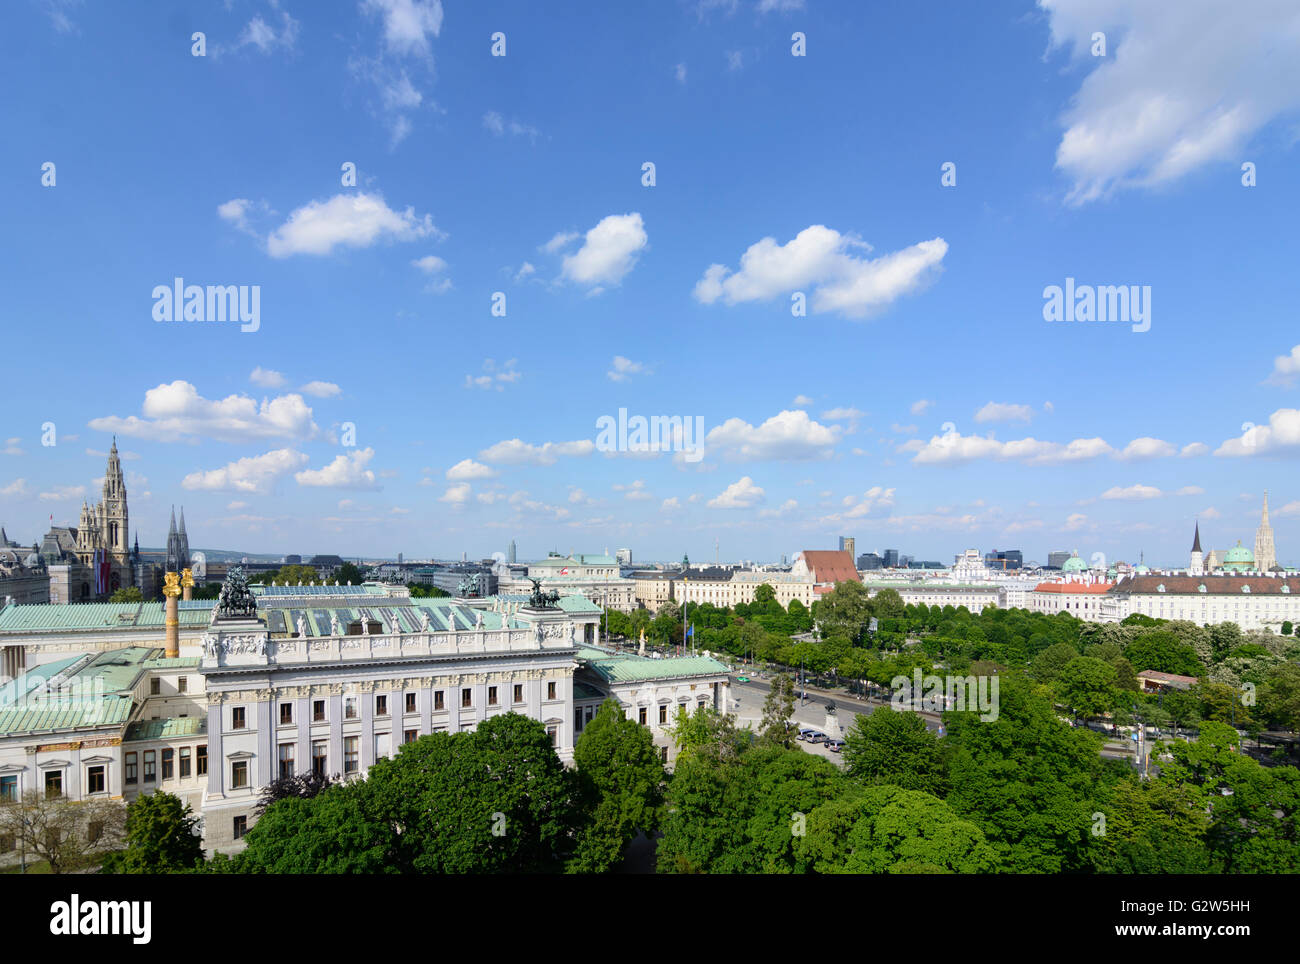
284;555;302;566
615;548;632;566
857;552;882;570
508;540;517;564
838;536;855;562
1047;551;1070;570
984;549;1023;571
882;549;900;568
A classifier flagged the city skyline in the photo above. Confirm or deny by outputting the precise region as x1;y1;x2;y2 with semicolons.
6;1;1300;567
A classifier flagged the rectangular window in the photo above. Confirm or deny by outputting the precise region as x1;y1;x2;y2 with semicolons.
86;765;105;794
313;699;326;722
233;815;247;840
638;707;647;725
461;688;472;708
311;741;327;777
344;697;358;720
231;706;246;730
279;702;293;725
278;743;295;780
376;694;388;717
180;747;191;778
344;737;359;775
125;752;138;785
404;729;418;744
178;676;188;693
0;775;16;802
434;690;445;711
513;684;523;704
488;686;498;706
575;709;583;733
547;681;557;700
197;745;208;776
143;751;156;783
405;692;417;713
659;704;668;725
231;760;248;789
547;724;558;747
150;678;161;695
44;770;63;798
375;732;391;761
162;749;174;780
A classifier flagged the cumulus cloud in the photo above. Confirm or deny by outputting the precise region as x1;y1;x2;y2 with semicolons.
792;395;814;407
465;358;521;391
264;193;443;257
607;356;650;381
1116;437;1177;460
446;459;496;481
1101;484;1163;501
90;381;317;443
294;448;380;489
1215;409;1300;457
910;399;933;415
1181;442;1210;457
479;438;595;465
439;482;471;504
299;381;341;398
974;401;1033;423
218;198;270;236
1265;344;1300;387
39;485;87;502
705;410;840;461
559;213;648;287
694;225;947;319
1041;0;1300;204
182;449;308;495
906;429;1116;465
1063;512;1089;531
250;367;287;389
0;479;29;497
708;476;765;508
362;0;443;57
238;10;299;54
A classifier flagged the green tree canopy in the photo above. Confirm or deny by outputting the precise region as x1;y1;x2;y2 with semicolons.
842;706;945;796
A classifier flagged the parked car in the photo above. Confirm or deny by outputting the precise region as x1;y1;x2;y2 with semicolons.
797;727;817;741
826;739;845;753
805;731;829;745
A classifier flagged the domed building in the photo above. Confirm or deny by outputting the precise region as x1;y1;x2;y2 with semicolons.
1220;540;1255;573
1062;551;1088;575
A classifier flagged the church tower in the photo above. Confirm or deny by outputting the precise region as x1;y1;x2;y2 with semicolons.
101;438;129;558
1189;521;1204;576
1255;490;1277;572
178;506;190;568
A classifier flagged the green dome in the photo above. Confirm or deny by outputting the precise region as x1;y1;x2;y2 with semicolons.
1222;540;1254;571
1135;563;1150;574
1062;552;1087;573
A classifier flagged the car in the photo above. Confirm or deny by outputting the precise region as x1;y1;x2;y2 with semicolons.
825;739;845;753
796;727;818;741
805;730;829;745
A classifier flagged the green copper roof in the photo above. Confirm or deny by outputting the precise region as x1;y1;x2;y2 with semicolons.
124;716;207;742
0;602;210;634
574;682;605;701
0;696;135;734
577;645;730;683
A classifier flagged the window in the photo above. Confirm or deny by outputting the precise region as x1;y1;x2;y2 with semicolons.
313;699;326;722
488;686;498;706
180;747;191;778
585;706;594;726
125;752;138;785
547;681;557;700
344;737;359;775
404;729;418;744
178;676;188;693
405;692;417;713
575;709;584;733
44;770;63;798
0;775;16;802
162;749;174;780
311;741;327;777
660;746;669;764
659;704;668;725
278;743;295;780
280;702;293;725
150;678;161;695
143;751;156;783
375;732;391;760
513;684;523;704
638;707;647;725
231;706;246;730
86;766;105;794
547;724;559;747
197;745;208;776
461;688;472;708
376;694;388;717
344;697;358;720
233;815;247;840
231;760;248;789
434;690;445;711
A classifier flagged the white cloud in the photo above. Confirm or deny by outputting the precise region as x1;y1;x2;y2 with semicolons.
540;231;579;254
1041;0;1300;204
182;449;308;495
228;500;249;510
759;498;799;519
661;496;682;511
1201;506;1221;519
758;0;804;10
265;193;443;258
725;50;744;71
907;429;1117;465
482;111;540;140
90;381;317;443
1176;486;1205;496
1063;512;1089;531
411;254;447;274
218;198;270;236
446;459;496;481
465;358;521;391
3;438;23;456
694;225;947;319
1181;442;1210;457
1215;409;1300;457
675;63;687;84
362;0;443;57
974;401;1033;424
1;479;30;498
39;485;86;502
1266;345;1300;387
607;356;650;381
1116;437;1177;460
559;213;648;287
440;482;471;504
910;399;933;415
294;448;380;490
479;438;595;465
616;480;654;502
705;410;840;461
238;11;299;54
792;395;814;407
708;476;765;508
1101;484;1163;501
821;407;866;422
513;262;536;283
299;381;341;399
250;367;287;389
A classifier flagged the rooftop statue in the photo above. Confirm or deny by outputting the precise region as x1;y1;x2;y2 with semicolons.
216;566;258;620
527;577;561;610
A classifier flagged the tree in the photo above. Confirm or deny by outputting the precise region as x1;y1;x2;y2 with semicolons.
815;580;873;645
101;791;204;873
842;706;945;796
109;586;143;603
758;674;796;748
568;699;665;873
1030;641;1081;683
0;791;126;874
255;770;337;815
1087;776;1216;874
1056;656;1118;721
668;704;750;764
870;588;907;621
1259;662;1300;733
335;561;367;585
1124;631;1205;677
236;780;393;874
407;583;450;598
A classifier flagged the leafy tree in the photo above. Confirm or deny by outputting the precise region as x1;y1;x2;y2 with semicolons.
237;780;393;874
1259;662;1300;732
1056;656;1118;721
109;586;143;603
335;561;367;585
815;580;873;645
250;564;320;586
842;706;945;796
101;791;203;873
255;771;337;815
1087;776;1215;874
406;583;450;598
1124;631;1205;677
568;700;665;873
1030;642;1081;683
668;704;749;764
1207;622;1244;662
758;674;796;748
0;791;126;874
870;588;907;621
799;785;997;874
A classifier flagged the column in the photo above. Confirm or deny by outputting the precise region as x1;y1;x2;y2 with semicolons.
206;703;223;795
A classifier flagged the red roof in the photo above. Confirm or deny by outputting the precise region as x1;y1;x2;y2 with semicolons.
1032;581;1114;594
801;550;861;584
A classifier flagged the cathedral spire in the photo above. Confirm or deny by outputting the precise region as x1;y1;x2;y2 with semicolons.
1191;521;1201;553
1255;489;1277;571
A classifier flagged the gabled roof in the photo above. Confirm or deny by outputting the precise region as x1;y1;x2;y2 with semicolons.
800;550;861;584
1118;574;1300;595
1033;581;1114;594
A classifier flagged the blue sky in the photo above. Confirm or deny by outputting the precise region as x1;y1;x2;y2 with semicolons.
4;0;1300;567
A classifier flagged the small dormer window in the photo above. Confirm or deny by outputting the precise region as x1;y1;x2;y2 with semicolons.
1198;584;1207;593
1242;585;1251;593
1283;585;1291;594
1157;584;1166;593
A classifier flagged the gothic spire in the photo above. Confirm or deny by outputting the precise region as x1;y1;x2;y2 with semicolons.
1191;520;1201;553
